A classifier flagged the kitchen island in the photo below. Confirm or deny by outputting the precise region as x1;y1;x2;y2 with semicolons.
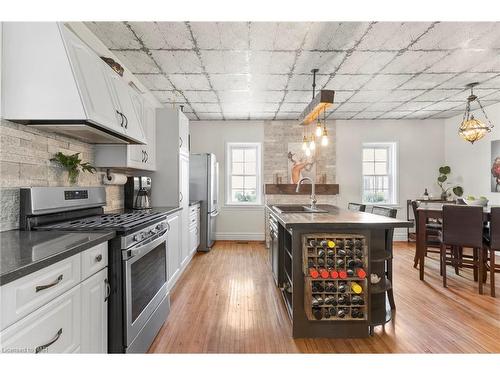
266;204;412;338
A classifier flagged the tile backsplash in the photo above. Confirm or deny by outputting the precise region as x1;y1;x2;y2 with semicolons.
0;118;124;231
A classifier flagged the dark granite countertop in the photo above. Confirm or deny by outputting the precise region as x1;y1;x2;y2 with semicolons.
267;204;413;230
0;230;115;286
189;200;201;206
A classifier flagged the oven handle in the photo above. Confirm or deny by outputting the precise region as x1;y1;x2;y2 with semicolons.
123;228;169;261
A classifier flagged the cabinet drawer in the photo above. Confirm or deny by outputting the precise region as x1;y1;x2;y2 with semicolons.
1;254;81;330
81;242;108;280
0;284;81;353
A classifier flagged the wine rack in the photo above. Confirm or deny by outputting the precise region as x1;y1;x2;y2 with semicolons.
303;234;368;321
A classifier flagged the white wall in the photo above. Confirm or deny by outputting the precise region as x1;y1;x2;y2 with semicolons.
444;102;500;205
190;121;265;240
336;119;446;240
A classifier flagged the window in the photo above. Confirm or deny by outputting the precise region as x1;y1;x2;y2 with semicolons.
362;142;397;205
226;142;262;205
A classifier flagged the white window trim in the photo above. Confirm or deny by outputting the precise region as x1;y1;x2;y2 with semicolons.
361;142;398;205
225;142;263;207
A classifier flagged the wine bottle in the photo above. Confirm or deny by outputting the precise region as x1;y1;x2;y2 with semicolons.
327;240;336;248
351;295;364;305
338;282;347;293
317;249;326;258
324;309;331;319
312;281;324;292
309;239;318;247
314;295;324;305
347;258;356;268
356;268;367;279
338;270;347;279
327;249;335;257
337;308;346;318
319;267;329;279
351;282;363;294
423;188;429;200
354;258;364;267
324;296;334;305
351;308;360;318
345;239;353;248
346;269;355;278
336;258;345;268
320;240;328;249
354;239;363;249
329;307;337;316
354;249;364;258
336;239;344;248
326;257;335;267
311;296;320;307
309;267;319;279
308;259;315;268
313;308;323;320
346;249;354;258
312;283;319;293
325;282;337;292
317;257;325;267
337;249;346;257
330;269;339;279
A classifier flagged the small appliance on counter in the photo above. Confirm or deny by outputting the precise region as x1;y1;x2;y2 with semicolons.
125;176;152;210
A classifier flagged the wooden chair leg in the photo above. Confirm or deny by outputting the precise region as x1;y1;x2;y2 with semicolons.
441;243;447;288
491;248;496;298
473;248;478;282
478;248;484;295
454;246;460;275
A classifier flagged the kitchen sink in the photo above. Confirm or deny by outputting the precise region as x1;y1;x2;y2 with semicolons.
272;205;328;214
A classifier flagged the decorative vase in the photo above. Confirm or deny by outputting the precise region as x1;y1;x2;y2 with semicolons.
440;192;448;201
68;170;79;185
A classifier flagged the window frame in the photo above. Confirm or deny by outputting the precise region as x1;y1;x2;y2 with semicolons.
225;142;263;207
361;142;398;206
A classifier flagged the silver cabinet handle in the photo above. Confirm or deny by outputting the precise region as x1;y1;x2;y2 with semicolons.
123;114;128;129
104;278;111;302
145;151;148;162
179;137;183;148
95;254;103;262
35;274;63;293
180;191;183;202
35;328;62;353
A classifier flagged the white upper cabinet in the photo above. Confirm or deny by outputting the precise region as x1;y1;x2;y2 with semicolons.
1;22;146;145
60;26;124;135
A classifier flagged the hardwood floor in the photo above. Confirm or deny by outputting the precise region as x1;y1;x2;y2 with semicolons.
149;241;500;353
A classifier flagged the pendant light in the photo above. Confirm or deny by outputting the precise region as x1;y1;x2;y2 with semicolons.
321;110;329;146
458;82;494;144
315;117;323;137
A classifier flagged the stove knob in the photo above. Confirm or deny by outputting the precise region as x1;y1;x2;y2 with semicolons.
133;234;141;242
156;223;164;231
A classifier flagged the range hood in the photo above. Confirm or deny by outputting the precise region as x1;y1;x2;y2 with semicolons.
2;22;146;145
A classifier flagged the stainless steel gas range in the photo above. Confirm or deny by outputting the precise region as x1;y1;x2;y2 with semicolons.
20;186;171;353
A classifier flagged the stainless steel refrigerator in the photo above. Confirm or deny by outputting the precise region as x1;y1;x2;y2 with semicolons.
190;153;219;251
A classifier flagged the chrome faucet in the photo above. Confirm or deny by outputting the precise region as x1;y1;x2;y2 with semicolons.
296;177;317;210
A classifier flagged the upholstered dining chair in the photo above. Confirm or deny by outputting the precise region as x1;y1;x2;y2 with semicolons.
411;200;442;268
440;205;486;294
348;202;366;212
483;207;500;297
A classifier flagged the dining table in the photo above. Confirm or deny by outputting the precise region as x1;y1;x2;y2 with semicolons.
415;202;493;280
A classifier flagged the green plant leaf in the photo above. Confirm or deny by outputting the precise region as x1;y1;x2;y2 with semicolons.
437;175;447;183
439;166;451;175
453;186;464;197
50;152;96;182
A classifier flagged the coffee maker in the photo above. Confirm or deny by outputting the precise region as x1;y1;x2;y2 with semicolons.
124;176;152;210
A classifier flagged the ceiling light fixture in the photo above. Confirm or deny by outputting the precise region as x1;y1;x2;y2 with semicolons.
458;82;494;144
298;69;334;155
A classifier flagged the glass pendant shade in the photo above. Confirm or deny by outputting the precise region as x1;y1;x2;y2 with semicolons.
315;121;323;137
302;136;308;150
458;83;494;144
310;138;316;150
305;147;311;156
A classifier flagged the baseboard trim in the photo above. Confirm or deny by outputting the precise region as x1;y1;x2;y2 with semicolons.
215;232;265;241
393;233;408;241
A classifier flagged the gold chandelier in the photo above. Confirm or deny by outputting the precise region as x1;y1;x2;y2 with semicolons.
458;82;494;144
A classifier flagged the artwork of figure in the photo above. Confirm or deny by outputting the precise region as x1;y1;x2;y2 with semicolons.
287;143;315;184
491;140;500;192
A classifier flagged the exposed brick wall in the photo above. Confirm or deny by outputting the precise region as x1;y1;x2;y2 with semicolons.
0;119;124;231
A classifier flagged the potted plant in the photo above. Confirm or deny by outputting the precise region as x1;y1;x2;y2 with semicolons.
437;165;463;200
50;152;96;185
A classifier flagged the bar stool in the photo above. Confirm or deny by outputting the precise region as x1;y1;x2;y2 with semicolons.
371;206;397;309
411;200;442;268
440;205;486;294
348;202;366;212
484;207;500;297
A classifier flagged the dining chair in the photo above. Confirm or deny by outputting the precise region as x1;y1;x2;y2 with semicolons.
411;200;441;268
440;205;486;294
484;207;500;297
371;206;397;309
348;202;366;212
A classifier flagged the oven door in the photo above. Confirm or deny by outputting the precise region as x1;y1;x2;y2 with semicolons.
123;228;168;346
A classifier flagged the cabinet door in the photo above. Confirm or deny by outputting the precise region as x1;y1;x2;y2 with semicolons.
189;226;197;255
167;214;181;288
144;106;156;169
129;94;147;164
106;71;146;144
80;268;108;353
179;111;190;155
0;285;81;354
61;26;122;133
180;155;190;265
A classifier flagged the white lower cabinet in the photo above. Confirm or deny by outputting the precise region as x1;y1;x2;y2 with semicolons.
80;268;108;353
0;284;81;354
0;242;109;353
166;212;181;290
